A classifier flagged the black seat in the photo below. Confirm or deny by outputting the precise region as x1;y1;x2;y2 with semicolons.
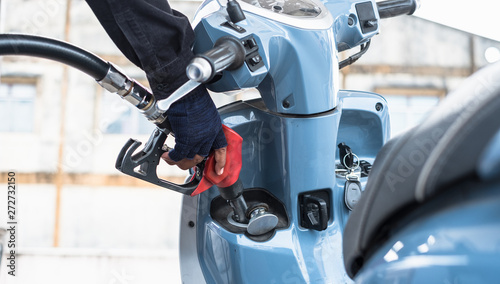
343;61;500;278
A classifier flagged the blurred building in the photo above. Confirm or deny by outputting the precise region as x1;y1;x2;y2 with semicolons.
0;0;499;283
343;15;500;136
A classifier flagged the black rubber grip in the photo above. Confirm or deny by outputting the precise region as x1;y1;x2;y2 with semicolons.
0;34;109;80
377;0;419;19
203;36;246;74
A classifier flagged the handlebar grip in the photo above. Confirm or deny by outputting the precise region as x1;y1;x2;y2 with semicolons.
187;36;246;83
377;0;420;19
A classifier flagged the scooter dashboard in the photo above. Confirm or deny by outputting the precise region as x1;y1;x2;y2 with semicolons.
240;0;321;18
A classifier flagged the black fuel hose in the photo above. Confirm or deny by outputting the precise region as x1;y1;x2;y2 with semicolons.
0;34;109;80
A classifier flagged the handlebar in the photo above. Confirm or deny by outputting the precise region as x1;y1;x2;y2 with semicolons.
186;36;246;83
377;0;420;19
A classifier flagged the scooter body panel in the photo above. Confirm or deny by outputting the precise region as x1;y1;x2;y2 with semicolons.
192;0;379;115
197;99;345;283
180;0;389;282
180;91;390;283
193;10;338;115
355;183;500;284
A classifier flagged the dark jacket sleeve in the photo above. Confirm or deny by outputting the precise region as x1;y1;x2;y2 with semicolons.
85;0;228;161
85;0;195;99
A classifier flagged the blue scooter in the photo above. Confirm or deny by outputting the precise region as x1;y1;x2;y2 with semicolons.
2;0;499;282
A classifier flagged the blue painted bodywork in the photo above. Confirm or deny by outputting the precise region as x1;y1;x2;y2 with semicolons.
478;129;500;180
355;181;500;284
182;0;389;282
179;0;500;283
193;91;390;283
354;129;500;283
194;11;339;115
192;0;378;115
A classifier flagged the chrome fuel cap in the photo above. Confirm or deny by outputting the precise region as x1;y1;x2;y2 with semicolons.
247;207;278;236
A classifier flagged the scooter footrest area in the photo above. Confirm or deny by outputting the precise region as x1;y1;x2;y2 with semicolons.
210;188;289;242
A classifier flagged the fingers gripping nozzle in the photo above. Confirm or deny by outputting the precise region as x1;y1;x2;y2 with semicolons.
193;126;278;236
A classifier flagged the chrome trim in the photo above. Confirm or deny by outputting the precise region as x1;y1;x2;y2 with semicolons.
217;0;333;30
187;57;213;83
192;0;223;27
140;102;166;124
97;63;166;124
227;211;249;228
415;0;422;11
247;207;278;235
122;83;145;107
97;64;132;96
157;80;201;112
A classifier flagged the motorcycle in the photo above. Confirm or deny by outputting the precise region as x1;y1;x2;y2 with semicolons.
1;0;499;282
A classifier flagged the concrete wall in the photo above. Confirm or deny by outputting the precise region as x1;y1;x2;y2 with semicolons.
343;16;500;93
0;183;183;282
0;248;181;283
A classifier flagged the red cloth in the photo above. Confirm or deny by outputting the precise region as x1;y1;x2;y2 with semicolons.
191;125;242;196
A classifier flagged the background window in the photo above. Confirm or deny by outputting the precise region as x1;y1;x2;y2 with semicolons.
376;88;445;137
100;89;155;135
0;80;37;132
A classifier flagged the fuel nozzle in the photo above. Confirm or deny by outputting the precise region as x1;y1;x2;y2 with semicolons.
219;179;248;223
193;125;278;236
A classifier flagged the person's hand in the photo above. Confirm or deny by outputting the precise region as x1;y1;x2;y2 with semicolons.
162;147;226;174
159;85;227;174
